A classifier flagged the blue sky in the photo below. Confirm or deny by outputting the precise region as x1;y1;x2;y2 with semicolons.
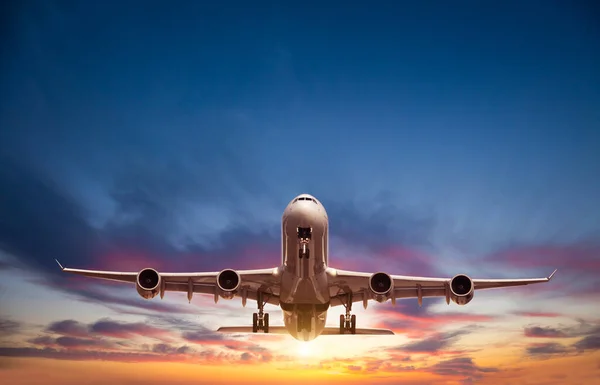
1;1;599;384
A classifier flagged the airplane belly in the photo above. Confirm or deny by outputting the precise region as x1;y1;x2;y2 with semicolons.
279;270;330;304
283;309;327;342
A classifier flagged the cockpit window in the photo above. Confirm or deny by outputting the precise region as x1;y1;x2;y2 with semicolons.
297;197;317;204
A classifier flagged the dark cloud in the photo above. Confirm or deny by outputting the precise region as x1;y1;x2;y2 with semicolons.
151;343;190;355
0;318;20;336
428;357;498;377
55;336;111;348
46;320;88;337
522;321;600;356
90;319;168;339
391;330;470;354
526;343;569;357
429;357;498;380
28;334;113;349
573;335;600;351
0;347;184;363
181;328;225;344
27;336;54;346
36;318;178;347
524;326;568;338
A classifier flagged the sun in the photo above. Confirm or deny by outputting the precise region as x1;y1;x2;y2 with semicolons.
296;342;313;357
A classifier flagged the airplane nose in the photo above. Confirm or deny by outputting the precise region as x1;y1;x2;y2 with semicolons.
288;201;322;224
290;203;315;220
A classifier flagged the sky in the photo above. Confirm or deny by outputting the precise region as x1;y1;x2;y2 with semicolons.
1;0;600;384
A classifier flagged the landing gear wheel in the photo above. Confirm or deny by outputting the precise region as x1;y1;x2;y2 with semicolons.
339;291;356;334
264;313;269;333
252;313;258;333
253;291;271;333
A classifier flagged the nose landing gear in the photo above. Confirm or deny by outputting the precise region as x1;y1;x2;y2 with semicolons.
252;292;270;333
338;292;356;334
297;227;312;259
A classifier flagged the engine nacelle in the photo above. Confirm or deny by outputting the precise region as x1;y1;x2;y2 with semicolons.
136;268;161;300
369;272;394;303
216;269;241;300
449;274;474;305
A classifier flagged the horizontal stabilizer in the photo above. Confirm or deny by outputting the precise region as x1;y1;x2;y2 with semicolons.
217;326;394;335
217;326;289;334
322;327;394;335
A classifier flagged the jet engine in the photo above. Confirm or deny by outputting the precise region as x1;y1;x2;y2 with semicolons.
216;269;241;300
449;274;474;305
136;268;161;299
369;272;394;303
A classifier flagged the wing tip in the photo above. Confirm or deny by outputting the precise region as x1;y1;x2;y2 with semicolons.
55;259;65;270
548;269;558;280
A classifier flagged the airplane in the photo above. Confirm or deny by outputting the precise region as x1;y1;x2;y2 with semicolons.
56;193;557;342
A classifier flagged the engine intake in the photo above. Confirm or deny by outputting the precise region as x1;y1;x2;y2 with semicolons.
449;274;474;305
136;268;161;299
369;272;394;302
216;269;241;299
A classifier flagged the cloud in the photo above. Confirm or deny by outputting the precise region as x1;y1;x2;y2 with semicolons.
0;347;197;363
46;320;89;337
89;319;169;339
0;260;13;271
389;330;470;355
573;335;600;351
514;311;563;318
524;326;568;338
484;244;600;296
372;301;495;338
526;342;569;357
0;153;449;321
0;318;20;337
428;356;498;384
4;316;278;366
151;343;191;355
28;334;115;350
429;356;498;376
181;329;226;344
522;321;600;355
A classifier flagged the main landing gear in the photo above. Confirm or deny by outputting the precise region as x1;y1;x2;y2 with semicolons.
252;292;270;333
339;292;356;334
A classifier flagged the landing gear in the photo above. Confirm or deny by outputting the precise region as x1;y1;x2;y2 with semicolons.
252;292;270;333
339;292;356;334
297;227;312;259
299;246;310;259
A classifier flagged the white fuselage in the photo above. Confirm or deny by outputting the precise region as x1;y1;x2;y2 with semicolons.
279;194;330;341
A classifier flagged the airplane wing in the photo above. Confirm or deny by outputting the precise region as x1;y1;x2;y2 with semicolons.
55;260;281;306
326;267;557;307
217;326;394;335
